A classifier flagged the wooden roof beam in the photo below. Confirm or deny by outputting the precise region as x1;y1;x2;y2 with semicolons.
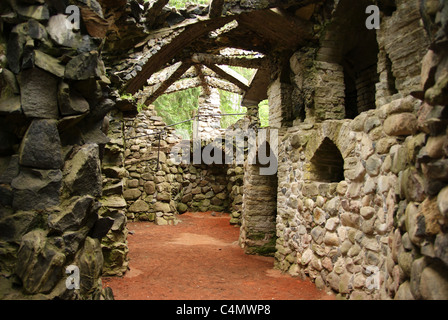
124;15;234;94
143;61;193;106
201;63;250;92
192;53;266;69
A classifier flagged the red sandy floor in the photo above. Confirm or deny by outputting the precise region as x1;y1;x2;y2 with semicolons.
102;211;334;300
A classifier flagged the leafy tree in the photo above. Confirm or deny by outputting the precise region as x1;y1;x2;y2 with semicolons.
153;87;200;139
152;66;267;138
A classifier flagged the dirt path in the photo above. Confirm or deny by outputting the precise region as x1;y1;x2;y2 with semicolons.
102;212;334;300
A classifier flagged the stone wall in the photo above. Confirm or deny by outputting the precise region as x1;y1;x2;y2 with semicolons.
122;106;245;225
261;0;448;300
100;110;129;276
0;0;115;299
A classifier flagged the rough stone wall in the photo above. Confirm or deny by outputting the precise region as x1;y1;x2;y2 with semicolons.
377;0;430;97
267;0;448;300
100;110;129;276
0;1;115;299
123;107;181;225
122;106;245;225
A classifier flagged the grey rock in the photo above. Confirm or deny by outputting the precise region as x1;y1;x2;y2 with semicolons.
57;82;90;116
64;144;102;197
129;199;149;213
437;186;448;218
15;229;65;294
419;262;448;300
0;96;22;115
0;130;18;156
434;232;448;267
89;217;114;239
34;50;65;78
410;257;428;299
46;14;88;50
11;168;62;211
19;119;63;170
65;52;103;80
74;237;103;295
0;210;39;243
18;68;59;119
0;155;19;184
394;281;415;300
47;196;97;234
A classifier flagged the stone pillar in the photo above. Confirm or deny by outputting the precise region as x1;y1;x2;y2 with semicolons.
239;162;277;256
196;87;222;141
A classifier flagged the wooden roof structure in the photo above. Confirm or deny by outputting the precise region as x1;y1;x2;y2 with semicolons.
105;0;321;111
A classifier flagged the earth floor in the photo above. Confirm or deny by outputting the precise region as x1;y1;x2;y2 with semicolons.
102;211;334;300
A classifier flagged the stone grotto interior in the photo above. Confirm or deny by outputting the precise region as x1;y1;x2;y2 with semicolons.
0;0;448;300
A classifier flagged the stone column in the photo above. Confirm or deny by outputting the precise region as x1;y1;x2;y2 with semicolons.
196;87;222;141
239;163;277;256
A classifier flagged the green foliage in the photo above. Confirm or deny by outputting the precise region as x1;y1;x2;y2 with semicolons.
258;99;269;127
120;93;135;101
219;90;246;129
153;87;200;139
151;67;265;138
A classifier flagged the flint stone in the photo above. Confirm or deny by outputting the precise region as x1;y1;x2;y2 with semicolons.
18;68;58;119
19;119;63;170
11;168;62;211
